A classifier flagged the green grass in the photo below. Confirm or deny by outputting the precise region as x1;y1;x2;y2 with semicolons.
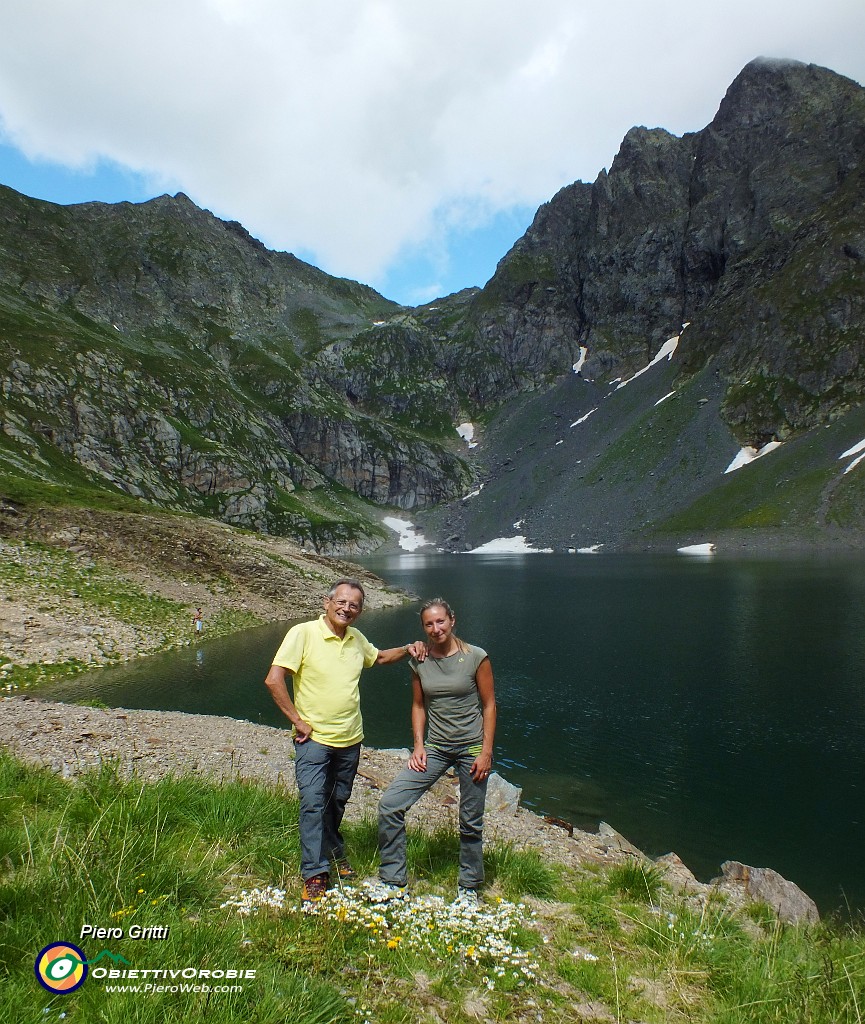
0;465;148;514
1;538;188;627
1;751;864;1023
606;859;666;904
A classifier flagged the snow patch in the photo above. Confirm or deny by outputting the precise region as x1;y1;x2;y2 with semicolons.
462;485;484;500
678;543;716;556
577;544;604;554
573;346;588;374
456;422;478;448
615;335;680;391
382;516;432;551
724;441;783;474
467;536;553;554
839;437;865;474
570;408;597;428
655;390;676;406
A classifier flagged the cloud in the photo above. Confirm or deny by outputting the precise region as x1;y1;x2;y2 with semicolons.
0;0;862;291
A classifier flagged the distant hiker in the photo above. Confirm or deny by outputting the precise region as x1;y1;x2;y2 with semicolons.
192;608;203;636
264;578;426;904
376;597;496;906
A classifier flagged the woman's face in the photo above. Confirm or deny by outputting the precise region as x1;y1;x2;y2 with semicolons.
421;605;455;645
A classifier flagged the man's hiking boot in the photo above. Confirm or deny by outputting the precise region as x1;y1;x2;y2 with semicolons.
334;858;356;881
301;872;330;903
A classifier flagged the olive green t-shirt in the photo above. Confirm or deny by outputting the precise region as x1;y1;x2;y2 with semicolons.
409;644;488;750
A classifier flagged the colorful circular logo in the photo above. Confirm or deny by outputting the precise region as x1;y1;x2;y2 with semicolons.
35;942;88;994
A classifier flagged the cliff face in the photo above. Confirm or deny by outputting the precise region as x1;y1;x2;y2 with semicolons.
463;59;865;443
1;58;864;552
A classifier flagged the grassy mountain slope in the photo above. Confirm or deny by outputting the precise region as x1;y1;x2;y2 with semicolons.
0;186;472;552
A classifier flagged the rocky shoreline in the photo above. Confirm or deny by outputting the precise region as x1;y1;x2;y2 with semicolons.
0;696;819;925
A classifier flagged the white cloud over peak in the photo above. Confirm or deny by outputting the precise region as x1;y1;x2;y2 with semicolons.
0;0;862;294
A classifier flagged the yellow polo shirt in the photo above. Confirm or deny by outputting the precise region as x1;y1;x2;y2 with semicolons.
271;615;379;747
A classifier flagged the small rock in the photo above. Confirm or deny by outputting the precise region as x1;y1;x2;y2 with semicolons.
655;852;703;894
486;771;521;815
598;821;648;859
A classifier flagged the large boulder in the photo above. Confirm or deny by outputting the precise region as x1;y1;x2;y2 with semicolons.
715;860;820;925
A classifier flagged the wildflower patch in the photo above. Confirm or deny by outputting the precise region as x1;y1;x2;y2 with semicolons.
308;887;541;990
222;883;541;990
220;886;288;916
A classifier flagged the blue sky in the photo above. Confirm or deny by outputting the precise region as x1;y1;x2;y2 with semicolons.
0;1;863;307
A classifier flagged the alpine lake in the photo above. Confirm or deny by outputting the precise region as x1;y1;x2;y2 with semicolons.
40;551;865;916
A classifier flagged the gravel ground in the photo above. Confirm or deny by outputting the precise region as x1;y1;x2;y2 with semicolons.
0;696;642;875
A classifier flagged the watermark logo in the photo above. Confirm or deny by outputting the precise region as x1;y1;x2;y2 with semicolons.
87;950;132;967
34;945;131;994
34;943;88;994
34;940;254;997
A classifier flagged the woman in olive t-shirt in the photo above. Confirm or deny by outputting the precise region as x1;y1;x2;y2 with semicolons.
377;597;496;901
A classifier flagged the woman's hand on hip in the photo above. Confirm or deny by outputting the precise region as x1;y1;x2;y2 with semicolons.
470;751;492;782
408;746;428;772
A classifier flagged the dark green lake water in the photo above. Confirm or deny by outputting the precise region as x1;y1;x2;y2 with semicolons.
41;553;865;915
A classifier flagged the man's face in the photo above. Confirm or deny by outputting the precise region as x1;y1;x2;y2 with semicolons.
323;584;364;634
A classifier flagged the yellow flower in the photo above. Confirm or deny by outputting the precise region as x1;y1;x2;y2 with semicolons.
137;888;145;894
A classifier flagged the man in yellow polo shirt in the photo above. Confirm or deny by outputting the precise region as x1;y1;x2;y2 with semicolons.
265;577;425;903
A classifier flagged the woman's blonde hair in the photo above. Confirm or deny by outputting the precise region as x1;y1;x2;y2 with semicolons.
419;597;469;653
